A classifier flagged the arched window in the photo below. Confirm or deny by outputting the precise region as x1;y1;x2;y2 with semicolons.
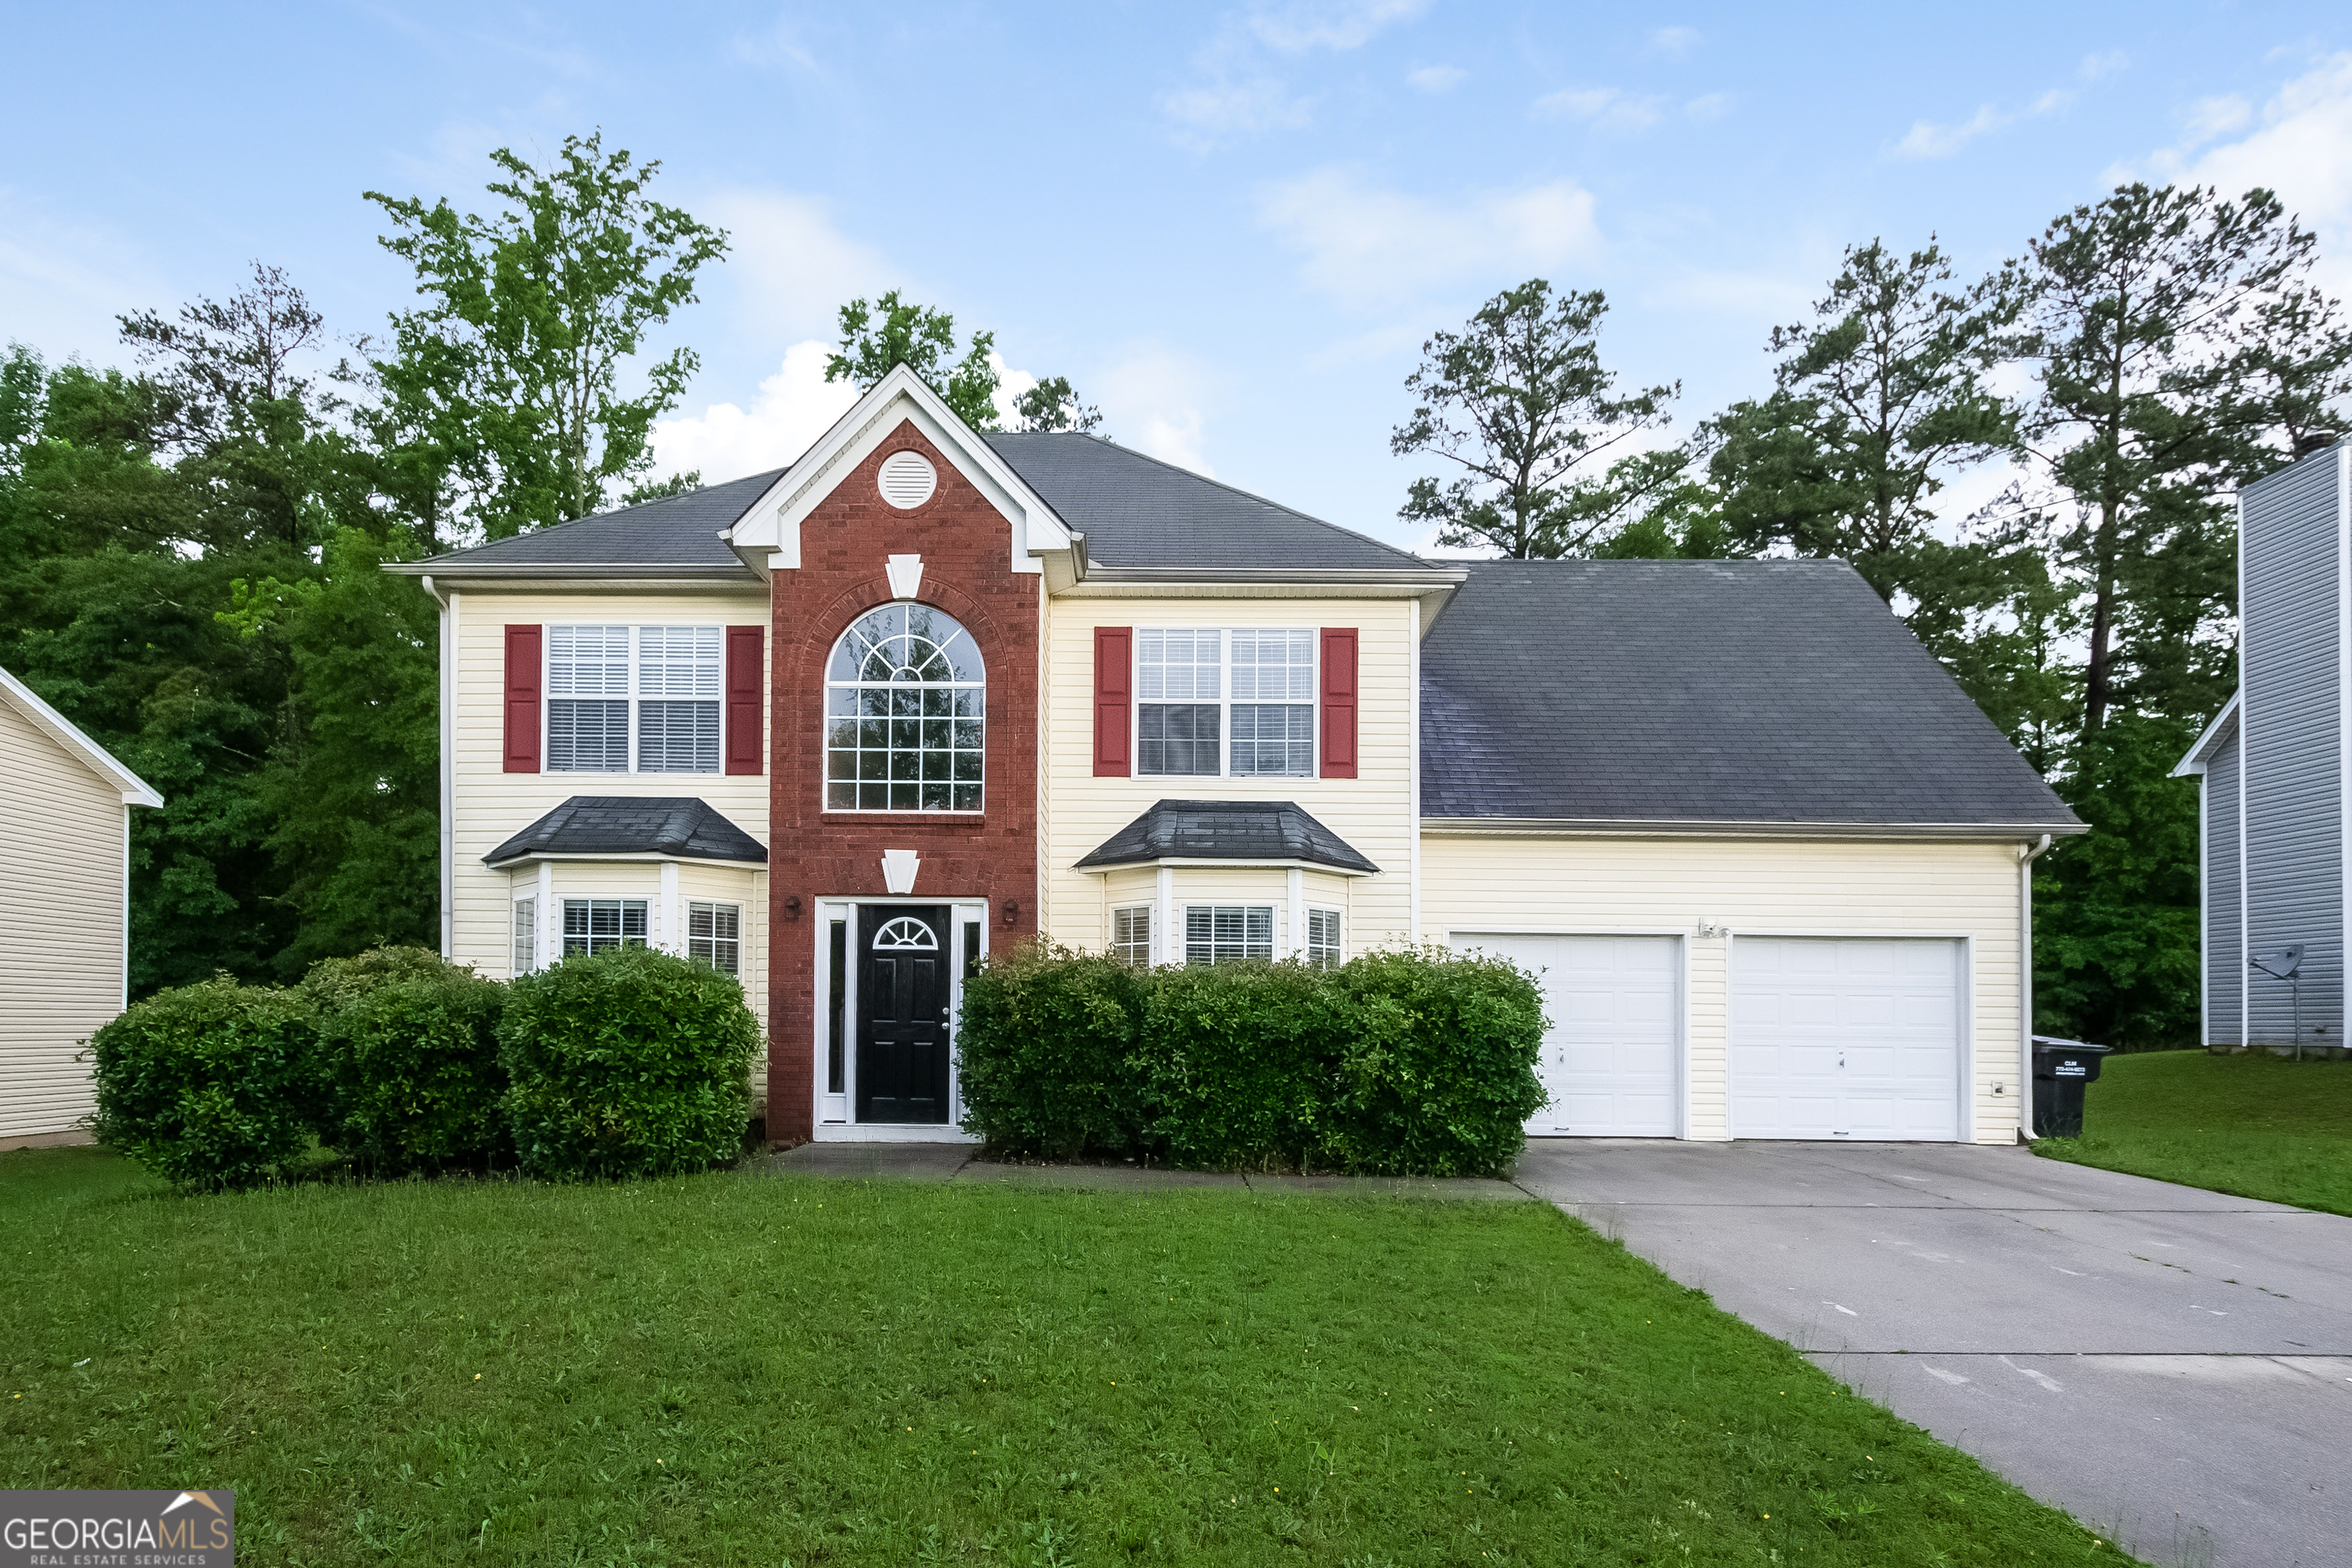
825;603;985;812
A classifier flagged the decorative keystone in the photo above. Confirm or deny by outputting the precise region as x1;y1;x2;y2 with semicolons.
885;554;924;600
880;849;920;895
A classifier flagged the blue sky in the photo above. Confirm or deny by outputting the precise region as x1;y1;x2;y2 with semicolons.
5;2;2350;549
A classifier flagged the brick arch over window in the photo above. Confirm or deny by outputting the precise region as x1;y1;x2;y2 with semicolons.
762;420;1042;1147
821;601;987;813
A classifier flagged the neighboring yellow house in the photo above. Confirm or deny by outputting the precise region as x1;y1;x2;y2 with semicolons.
0;665;164;1147
400;366;2085;1149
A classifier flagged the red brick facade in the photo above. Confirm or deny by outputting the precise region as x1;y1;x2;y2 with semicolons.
764;421;1040;1143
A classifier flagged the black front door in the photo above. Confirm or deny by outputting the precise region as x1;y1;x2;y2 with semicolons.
856;905;952;1123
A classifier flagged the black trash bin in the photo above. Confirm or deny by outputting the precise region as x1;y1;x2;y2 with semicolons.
2030;1036;2113;1138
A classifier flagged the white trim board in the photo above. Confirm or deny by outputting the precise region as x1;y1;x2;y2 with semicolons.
0;664;164;807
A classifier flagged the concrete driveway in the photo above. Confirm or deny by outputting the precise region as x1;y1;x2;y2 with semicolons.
1512;1141;2352;1568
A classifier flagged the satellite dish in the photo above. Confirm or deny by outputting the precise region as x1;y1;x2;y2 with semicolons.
2249;945;2305;981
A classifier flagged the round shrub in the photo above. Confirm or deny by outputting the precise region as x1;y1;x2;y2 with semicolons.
956;942;1148;1159
1316;948;1547;1177
303;949;508;1175
87;976;322;1192
498;945;759;1181
1135;961;1337;1170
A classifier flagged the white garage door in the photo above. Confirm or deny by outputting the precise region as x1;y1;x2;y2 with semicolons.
1455;934;1679;1137
1732;937;1962;1141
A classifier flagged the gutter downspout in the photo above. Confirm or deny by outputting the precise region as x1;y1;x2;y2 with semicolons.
2017;832;2054;1141
421;574;454;959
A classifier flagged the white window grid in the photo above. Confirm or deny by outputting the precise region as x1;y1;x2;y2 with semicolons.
511;896;537;976
1306;906;1342;970
1135;629;1316;779
1111;905;1152;968
562;898;648;956
824;604;986;813
544;625;724;775
688;900;741;975
1184;905;1275;965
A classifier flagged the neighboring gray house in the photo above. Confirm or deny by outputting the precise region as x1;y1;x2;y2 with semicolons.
2177;437;2349;1052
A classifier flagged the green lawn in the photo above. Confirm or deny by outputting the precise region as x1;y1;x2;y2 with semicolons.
2034;1049;2352;1216
1;1150;2131;1566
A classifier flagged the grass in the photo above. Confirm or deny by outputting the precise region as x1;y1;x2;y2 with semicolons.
0;1149;2133;1566
2033;1049;2352;1216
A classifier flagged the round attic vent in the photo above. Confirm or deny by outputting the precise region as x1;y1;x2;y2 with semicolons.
877;450;937;509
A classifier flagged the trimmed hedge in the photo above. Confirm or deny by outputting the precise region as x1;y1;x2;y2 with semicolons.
87;976;322;1192
304;948;508;1175
499;946;760;1181
959;945;1547;1177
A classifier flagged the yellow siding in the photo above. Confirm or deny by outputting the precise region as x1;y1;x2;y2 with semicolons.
0;698;127;1138
449;589;770;995
1040;598;1416;956
1420;835;2026;1143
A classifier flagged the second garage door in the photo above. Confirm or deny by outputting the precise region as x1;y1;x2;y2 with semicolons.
1731;936;1963;1141
1455;934;1680;1137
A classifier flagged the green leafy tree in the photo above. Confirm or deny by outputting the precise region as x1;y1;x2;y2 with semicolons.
368;130;730;539
1706;240;2019;599
825;290;1001;429
618;469;702;505
1391;279;1677;557
1010;375;1103;434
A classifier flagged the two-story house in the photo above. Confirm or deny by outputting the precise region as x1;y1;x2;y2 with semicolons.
396;365;2083;1146
2176;436;2349;1054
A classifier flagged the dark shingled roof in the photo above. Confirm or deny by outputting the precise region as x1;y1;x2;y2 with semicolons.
1074;799;1380;874
412;469;783;575
986;433;1434;573
484;797;768;866
1419;560;2083;831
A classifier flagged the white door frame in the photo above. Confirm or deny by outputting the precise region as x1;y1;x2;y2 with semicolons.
811;897;988;1143
1446;927;1690;1141
1725;929;1976;1142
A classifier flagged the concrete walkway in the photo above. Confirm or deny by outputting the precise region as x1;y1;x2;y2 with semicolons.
1513;1140;2352;1568
762;1141;1528;1200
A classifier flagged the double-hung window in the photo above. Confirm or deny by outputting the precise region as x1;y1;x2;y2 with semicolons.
688;900;741;975
1137;629;1315;778
1185;905;1274;965
544;626;722;773
1305;907;1342;969
562;898;646;956
1111;905;1152;967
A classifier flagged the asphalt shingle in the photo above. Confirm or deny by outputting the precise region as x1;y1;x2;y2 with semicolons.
1418;560;2082;829
1074;799;1380;873
483;797;769;866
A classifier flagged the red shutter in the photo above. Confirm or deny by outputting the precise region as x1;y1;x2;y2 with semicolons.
1320;627;1357;779
1093;626;1132;777
725;625;765;776
503;625;541;774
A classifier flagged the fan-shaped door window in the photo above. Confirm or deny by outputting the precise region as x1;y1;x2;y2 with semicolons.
872;916;939;950
825;604;985;812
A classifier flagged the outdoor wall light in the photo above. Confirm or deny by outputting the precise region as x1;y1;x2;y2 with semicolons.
785;897;802;921
1003;899;1019;926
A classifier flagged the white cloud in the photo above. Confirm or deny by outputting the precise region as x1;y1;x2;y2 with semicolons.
1686;92;1733;124
1245;0;1429;53
1534;86;1668;133
1094;348;1218;476
1258;168;1601;309
1161;76;1312;144
1891;104;2009;160
650;341;858;485
698;188;897;345
1890;88;2070;162
2183;93;2256;145
1406;64;1465;93
1648;25;1702;60
2079;50;2129;82
2142;52;2352;297
0;188;176;365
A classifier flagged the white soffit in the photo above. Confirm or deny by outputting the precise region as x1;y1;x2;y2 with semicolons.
728;364;1074;577
0;663;165;807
